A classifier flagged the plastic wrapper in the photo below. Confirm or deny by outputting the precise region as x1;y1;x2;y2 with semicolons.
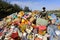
55;30;60;36
30;17;35;23
20;24;27;32
58;26;60;30
10;12;18;19
6;18;11;24
18;11;24;18
11;32;18;39
34;37;42;40
27;34;34;40
38;25;46;35
18;29;22;37
26;26;33;34
36;18;48;26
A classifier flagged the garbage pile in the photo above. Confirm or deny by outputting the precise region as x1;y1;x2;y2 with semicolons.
0;11;60;40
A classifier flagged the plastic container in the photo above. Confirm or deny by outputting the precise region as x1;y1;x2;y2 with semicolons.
38;25;46;35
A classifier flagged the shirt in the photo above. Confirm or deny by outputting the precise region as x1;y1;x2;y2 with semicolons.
47;24;57;36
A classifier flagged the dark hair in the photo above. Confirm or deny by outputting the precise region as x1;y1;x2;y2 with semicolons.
42;7;46;9
49;20;52;24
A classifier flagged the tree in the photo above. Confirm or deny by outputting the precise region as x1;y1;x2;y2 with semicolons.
13;4;23;12
0;0;23;19
24;6;31;12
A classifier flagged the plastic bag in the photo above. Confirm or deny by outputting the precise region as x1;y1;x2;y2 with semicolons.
36;18;48;26
11;32;18;39
55;30;60;36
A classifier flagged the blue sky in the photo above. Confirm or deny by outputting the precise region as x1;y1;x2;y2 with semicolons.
6;0;60;11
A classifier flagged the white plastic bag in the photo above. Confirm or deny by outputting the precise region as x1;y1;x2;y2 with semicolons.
55;30;60;35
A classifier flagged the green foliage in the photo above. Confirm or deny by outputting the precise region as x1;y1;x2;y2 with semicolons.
13;4;23;12
0;0;32;19
24;6;31;12
0;0;23;19
57;14;60;17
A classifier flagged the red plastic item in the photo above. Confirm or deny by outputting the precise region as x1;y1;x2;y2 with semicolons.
38;25;46;31
33;26;38;29
34;37;42;40
11;32;18;39
13;21;19;25
0;32;3;36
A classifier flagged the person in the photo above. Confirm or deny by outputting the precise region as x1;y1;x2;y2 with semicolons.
47;19;57;40
41;7;47;18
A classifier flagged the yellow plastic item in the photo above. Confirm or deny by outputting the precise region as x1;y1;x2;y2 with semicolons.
32;23;35;26
20;24;26;33
38;30;46;36
6;18;11;23
25;20;28;24
22;19;25;23
58;26;60;30
27;35;33;39
21;19;29;24
18;11;24;18
19;23;24;27
48;16;51;19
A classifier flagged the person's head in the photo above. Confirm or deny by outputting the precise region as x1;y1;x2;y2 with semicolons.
52;19;56;24
42;7;46;11
49;19;56;24
51;19;56;24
